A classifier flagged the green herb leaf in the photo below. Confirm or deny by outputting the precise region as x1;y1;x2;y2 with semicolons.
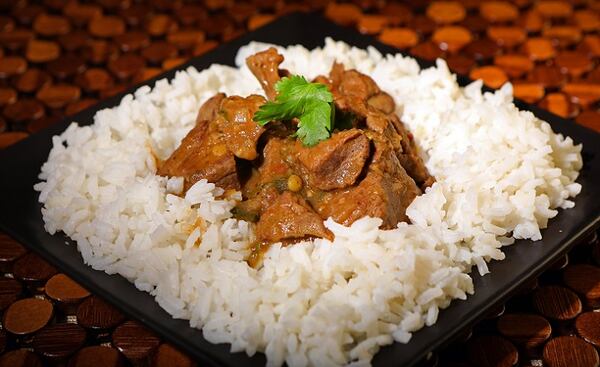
253;75;334;146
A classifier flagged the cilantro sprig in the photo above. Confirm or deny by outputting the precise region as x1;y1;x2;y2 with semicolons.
253;75;334;146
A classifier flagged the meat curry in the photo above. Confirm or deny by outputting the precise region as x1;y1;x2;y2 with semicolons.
158;48;433;257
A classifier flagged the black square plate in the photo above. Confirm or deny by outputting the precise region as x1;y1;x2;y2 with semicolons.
0;13;599;367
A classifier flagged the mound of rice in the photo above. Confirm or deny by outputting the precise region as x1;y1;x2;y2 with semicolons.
35;39;582;366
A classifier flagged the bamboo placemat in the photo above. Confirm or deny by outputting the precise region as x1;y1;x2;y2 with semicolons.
0;1;599;366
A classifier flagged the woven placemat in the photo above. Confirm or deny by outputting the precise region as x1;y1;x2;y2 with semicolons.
0;1;599;366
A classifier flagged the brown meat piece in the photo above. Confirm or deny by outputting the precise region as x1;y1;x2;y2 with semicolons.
233;138;294;221
159;94;266;191
327;64;433;188
216;95;266;160
254;137;294;188
367;92;395;114
388;114;431;188
157;120;239;191
366;110;403;155
294;129;370;191
256;191;333;242
196;93;226;123
338;69;380;100
313;133;420;229
329;62;344;90
323;64;369;117
246;47;284;100
232;184;279;222
315;173;414;228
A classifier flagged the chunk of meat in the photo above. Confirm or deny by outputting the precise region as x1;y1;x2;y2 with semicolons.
328;62;344;89
216;95;266;160
338;69;380;100
158;120;239;191
366;110;403;154
196;93;226;123
254;137;294;188
315;173;414;228
256;191;333;242
294;129;370;191
327;63;434;188
232;184;279;222
367;92;395;114
232;138;294;221
313;133;420;229
159;94;267;192
388;114;432;188
246;47;284;100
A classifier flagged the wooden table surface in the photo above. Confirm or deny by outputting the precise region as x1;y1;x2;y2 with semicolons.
0;1;599;366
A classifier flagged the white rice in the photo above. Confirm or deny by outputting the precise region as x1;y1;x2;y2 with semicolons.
35;38;582;366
